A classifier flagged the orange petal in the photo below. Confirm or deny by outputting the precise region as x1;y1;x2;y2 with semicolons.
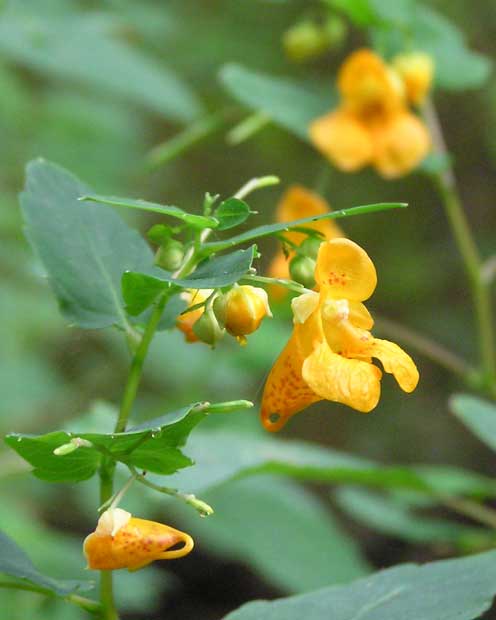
260;329;321;432
302;341;382;412
315;238;377;301
372;111;430;179
310;109;374;172
348;300;374;329
369;338;419;393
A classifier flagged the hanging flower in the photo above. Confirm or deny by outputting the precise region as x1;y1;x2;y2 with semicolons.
261;238;419;431
214;285;272;345
309;49;431;179
267;185;343;298
83;508;194;571
176;288;213;343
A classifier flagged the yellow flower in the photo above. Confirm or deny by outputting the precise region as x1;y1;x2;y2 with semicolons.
176;288;213;343
215;285;272;343
261;238;419;431
83;508;194;571
393;52;434;105
309;49;430;179
267;185;343;299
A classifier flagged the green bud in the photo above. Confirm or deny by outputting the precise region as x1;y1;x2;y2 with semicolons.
192;307;225;347
155;240;184;271
283;16;347;63
299;236;323;260
290;255;316;289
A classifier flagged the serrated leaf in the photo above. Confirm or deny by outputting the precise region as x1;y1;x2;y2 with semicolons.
450;393;496;452
214;198;251;231
20;159;158;329
222;549;496;620
220;63;334;140
4;402;227;481
0;529;93;597
83;195;218;228
0;12;202;122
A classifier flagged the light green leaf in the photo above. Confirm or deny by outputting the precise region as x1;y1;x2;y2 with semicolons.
220;63;334;140
0;12;202;122
222;549;496;620
4;402;229;481
82;195;218;228
20;159;158;329
450;393;496;452
214;198;251;231
0;530;93;597
173;477;369;593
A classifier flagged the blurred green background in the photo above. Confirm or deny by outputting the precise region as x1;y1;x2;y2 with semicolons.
1;0;495;618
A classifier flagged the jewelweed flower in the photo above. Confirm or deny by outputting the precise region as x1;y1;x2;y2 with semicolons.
309;49;430;179
176;288;213;343
261;238;419;431
392;52;434;105
215;285;272;344
83;508;194;571
267;186;343;297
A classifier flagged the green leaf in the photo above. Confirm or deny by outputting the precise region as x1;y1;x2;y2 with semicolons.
161;430;496;498
214;198;251;231
122;273;171;317
128;246;257;291
329;0;414;26
173;477;369;593
450;393;496;452
222;549;496;620
4;402;229;481
0;529;93;597
205;203;407;252
20;159;158;329
220;63;334;140
82;195;218;228
0;12;202;122
336;487;489;547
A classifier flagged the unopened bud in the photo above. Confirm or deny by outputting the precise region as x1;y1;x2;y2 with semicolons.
299;237;323;260
392;52;434;105
214;286;271;342
283;16;346;63
192;307;225;347
289;255;316;289
53;437;93;456
155;240;184;271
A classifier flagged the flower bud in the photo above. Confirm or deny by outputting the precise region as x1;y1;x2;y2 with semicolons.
283;17;346;63
214;285;271;342
155;239;184;271
176;289;212;343
392;52;434;105
289;255;316;289
299;236;323;260
192;306;225;347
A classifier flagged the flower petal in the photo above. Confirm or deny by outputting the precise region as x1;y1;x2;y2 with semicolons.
260;330;320;432
302;341;382;412
372;111;430;179
315;238;377;301
309;109;374;172
370;338;419;393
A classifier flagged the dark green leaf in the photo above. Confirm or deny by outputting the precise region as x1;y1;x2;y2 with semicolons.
205;203;407;252
450;393;496;452
20;159;158;329
214;198;251;231
122;273;169;316
0;529;93;597
220;63;334;140
222;549;496;620
82;195;218;228
4;402;228;481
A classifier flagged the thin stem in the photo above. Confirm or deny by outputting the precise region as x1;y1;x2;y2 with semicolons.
442;497;496;530
0;582;102;615
234;175;280;200
240;273;313;295
226;111;271;145
99;465;117;620
423;99;496;388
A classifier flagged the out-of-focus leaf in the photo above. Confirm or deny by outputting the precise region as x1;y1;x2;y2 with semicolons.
450;393;496;452
222;549;496;620
0;11;202;122
0;529;93;597
336;487;490;547
214;198;251;231
20;159;158;329
173;477;369;593
220;63;334;140
328;0;414;26
161;429;496;498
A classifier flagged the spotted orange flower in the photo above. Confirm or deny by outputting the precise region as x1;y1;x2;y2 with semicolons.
83;508;194;571
309;49;430;179
261;238;419;431
267;185;343;298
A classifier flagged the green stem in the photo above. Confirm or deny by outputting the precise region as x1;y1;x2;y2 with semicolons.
0;582;102;615
99;463;117;620
424;100;496;390
442;496;496;530
239;273;313;295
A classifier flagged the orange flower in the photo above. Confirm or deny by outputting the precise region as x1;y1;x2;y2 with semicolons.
176;289;213;343
214;285;272;343
261;238;419;431
309;49;430;179
83;508;194;571
267;186;343;298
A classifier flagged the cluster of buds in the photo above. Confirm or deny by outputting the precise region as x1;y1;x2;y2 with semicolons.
177;285;272;347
